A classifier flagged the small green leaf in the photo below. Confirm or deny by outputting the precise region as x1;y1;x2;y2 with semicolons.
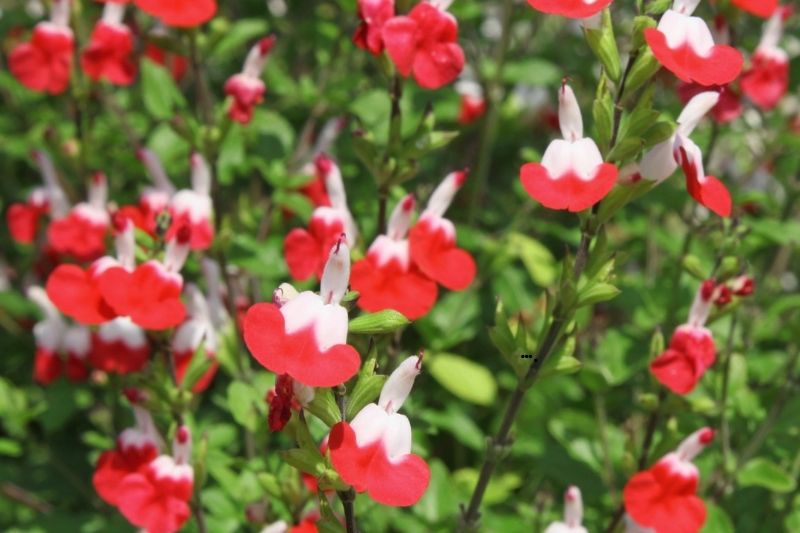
507;232;557;287
346;375;387;420
141;60;186;120
226;382;260;432
281;448;325;476
428;353;497;406
623;46;661;97
682;254;707;280
577;282;621;307
349;309;410;335
584;9;621;82
539;354;582;380
305;388;341;427
737;458;796;493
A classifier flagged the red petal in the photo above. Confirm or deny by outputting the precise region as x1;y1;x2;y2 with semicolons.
284;228;323;281
650;349;701;394
117;472;192;533
624;468;706;533
7;203;41;244
645;28;743;86
412;42;464;89
382;16;419;77
243;303;360;387
409;220;476;291
329;422;375;493
527;0;613;18
731;0;778;18
520;162;618;212
133;0;217;28
33;348;62;384
350;258;438;320
46;265;116;324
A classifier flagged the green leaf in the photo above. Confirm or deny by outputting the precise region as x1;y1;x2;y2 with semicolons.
593;90;615;152
507;232;557;287
211;19;269;61
737;458;797;493
577;282;621;307
305;387;342;427
539;355;582;380
453;468;522;505
502;59;560;86
281;448;325;476
623;46;661;97
584;9;621;82
226;381;260;432
346;375;387;420
595;180;655;227
348;309;410;335
428;353;497;406
141;60;186;120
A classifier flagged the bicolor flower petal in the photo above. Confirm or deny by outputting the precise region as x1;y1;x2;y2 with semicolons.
245;240;361;387
520;82;617;212
527;0;613;19
741;8;790;110
80;2;137;86
354;0;395;55
544;486;589;533
224;36;276;124
166;153;214;250
47;172;111;261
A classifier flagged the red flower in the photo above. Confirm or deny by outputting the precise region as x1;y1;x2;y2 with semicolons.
34;348;62;385
730;275;755;296
244;241;361;387
134;0;217;28
675;135;732;218
677;83;742;124
520;82;618;212
91;318;151;374
624;428;714;533
330;356;430;506
458;94;487;125
46;260;119;325
382;2;465;89
116;426;194;533
120;148;176;236
7;189;49;244
544;486;587;533
645;4;743;86
224;36;276;124
9;0;73;94
165;153;214;250
409;171;476;290
285;156;358;281
81;3;137;86
47;172;111;261
93;401;162;506
527;0;613;19
731;0;779;18
354;0;395;55
740;9;791;110
351;194;438;320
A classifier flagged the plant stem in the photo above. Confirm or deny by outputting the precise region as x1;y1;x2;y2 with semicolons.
335;385;358;533
717;313;739;477
377;75;404;235
460;229;592;529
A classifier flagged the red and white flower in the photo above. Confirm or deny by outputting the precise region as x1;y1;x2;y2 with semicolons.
93;392;162;506
650;280;717;394
351;194;438;320
117;425;194;533
9;0;73;94
354;0;395;55
644;0;743;86
7;151;69;245
81;1;137;86
97;226;190;330
166;153;214;250
731;0;779;18
526;0;613;20
677;83;742;125
172;282;224;393
285;155;358;281
520;82;618;212
119;148;176;236
624;427;715;533
382;0;465;90
455;74;486;125
409;171;476;290
741;7;791;111
91;317;151;375
48;172;111;261
224;36;276;124
134;0;217;28
544;486;588;533
639;91;732;217
329;355;430;506
245;238;361;387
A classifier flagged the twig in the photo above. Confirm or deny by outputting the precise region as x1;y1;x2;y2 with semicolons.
334;385;358;533
0;483;54;514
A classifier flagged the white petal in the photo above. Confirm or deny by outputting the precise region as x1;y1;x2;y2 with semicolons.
368;235;410;270
541;139;603;181
350;403;389;448
190;153;212;196
424;171;467;218
386;194;415;240
138;148;176;194
673;134;706;181
281;292;323;334
677;91;719;136
115;217;136;271
88;172;108;211
672;0;700;16
320;240;351;306
101;1;125;25
675;427;714;462
564;485;584;528
378;356;422;413
559;84;583;142
382;412;413;461
685;16;715;57
312;302;349;351
639;136;678;182
98;317;148;348
63;326;91;357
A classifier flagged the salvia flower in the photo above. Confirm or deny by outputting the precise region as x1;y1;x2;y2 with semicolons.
455;73;487;125
741;7;791;111
7;151;69;245
134;0;217;28
93;392;162;506
224;36;276;124
91;316;151;375
9;0;73;94
172;283;222;393
354;0;395;55
47;171;111;261
285;155;358;281
527;0;613;20
351;194;438;319
245;238;361;387
544;486;588;533
409;171;476;290
382;0;465;90
645;0;743;86
117;425;194;533
650;280;717;394
166;153;215;250
80;1;137;86
677;83;742;125
624;427;715;533
119;148;176;236
640;91;732;217
520;82;618;212
329;355;431;506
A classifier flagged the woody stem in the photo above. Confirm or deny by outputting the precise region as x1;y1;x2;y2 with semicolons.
460;222;595;529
